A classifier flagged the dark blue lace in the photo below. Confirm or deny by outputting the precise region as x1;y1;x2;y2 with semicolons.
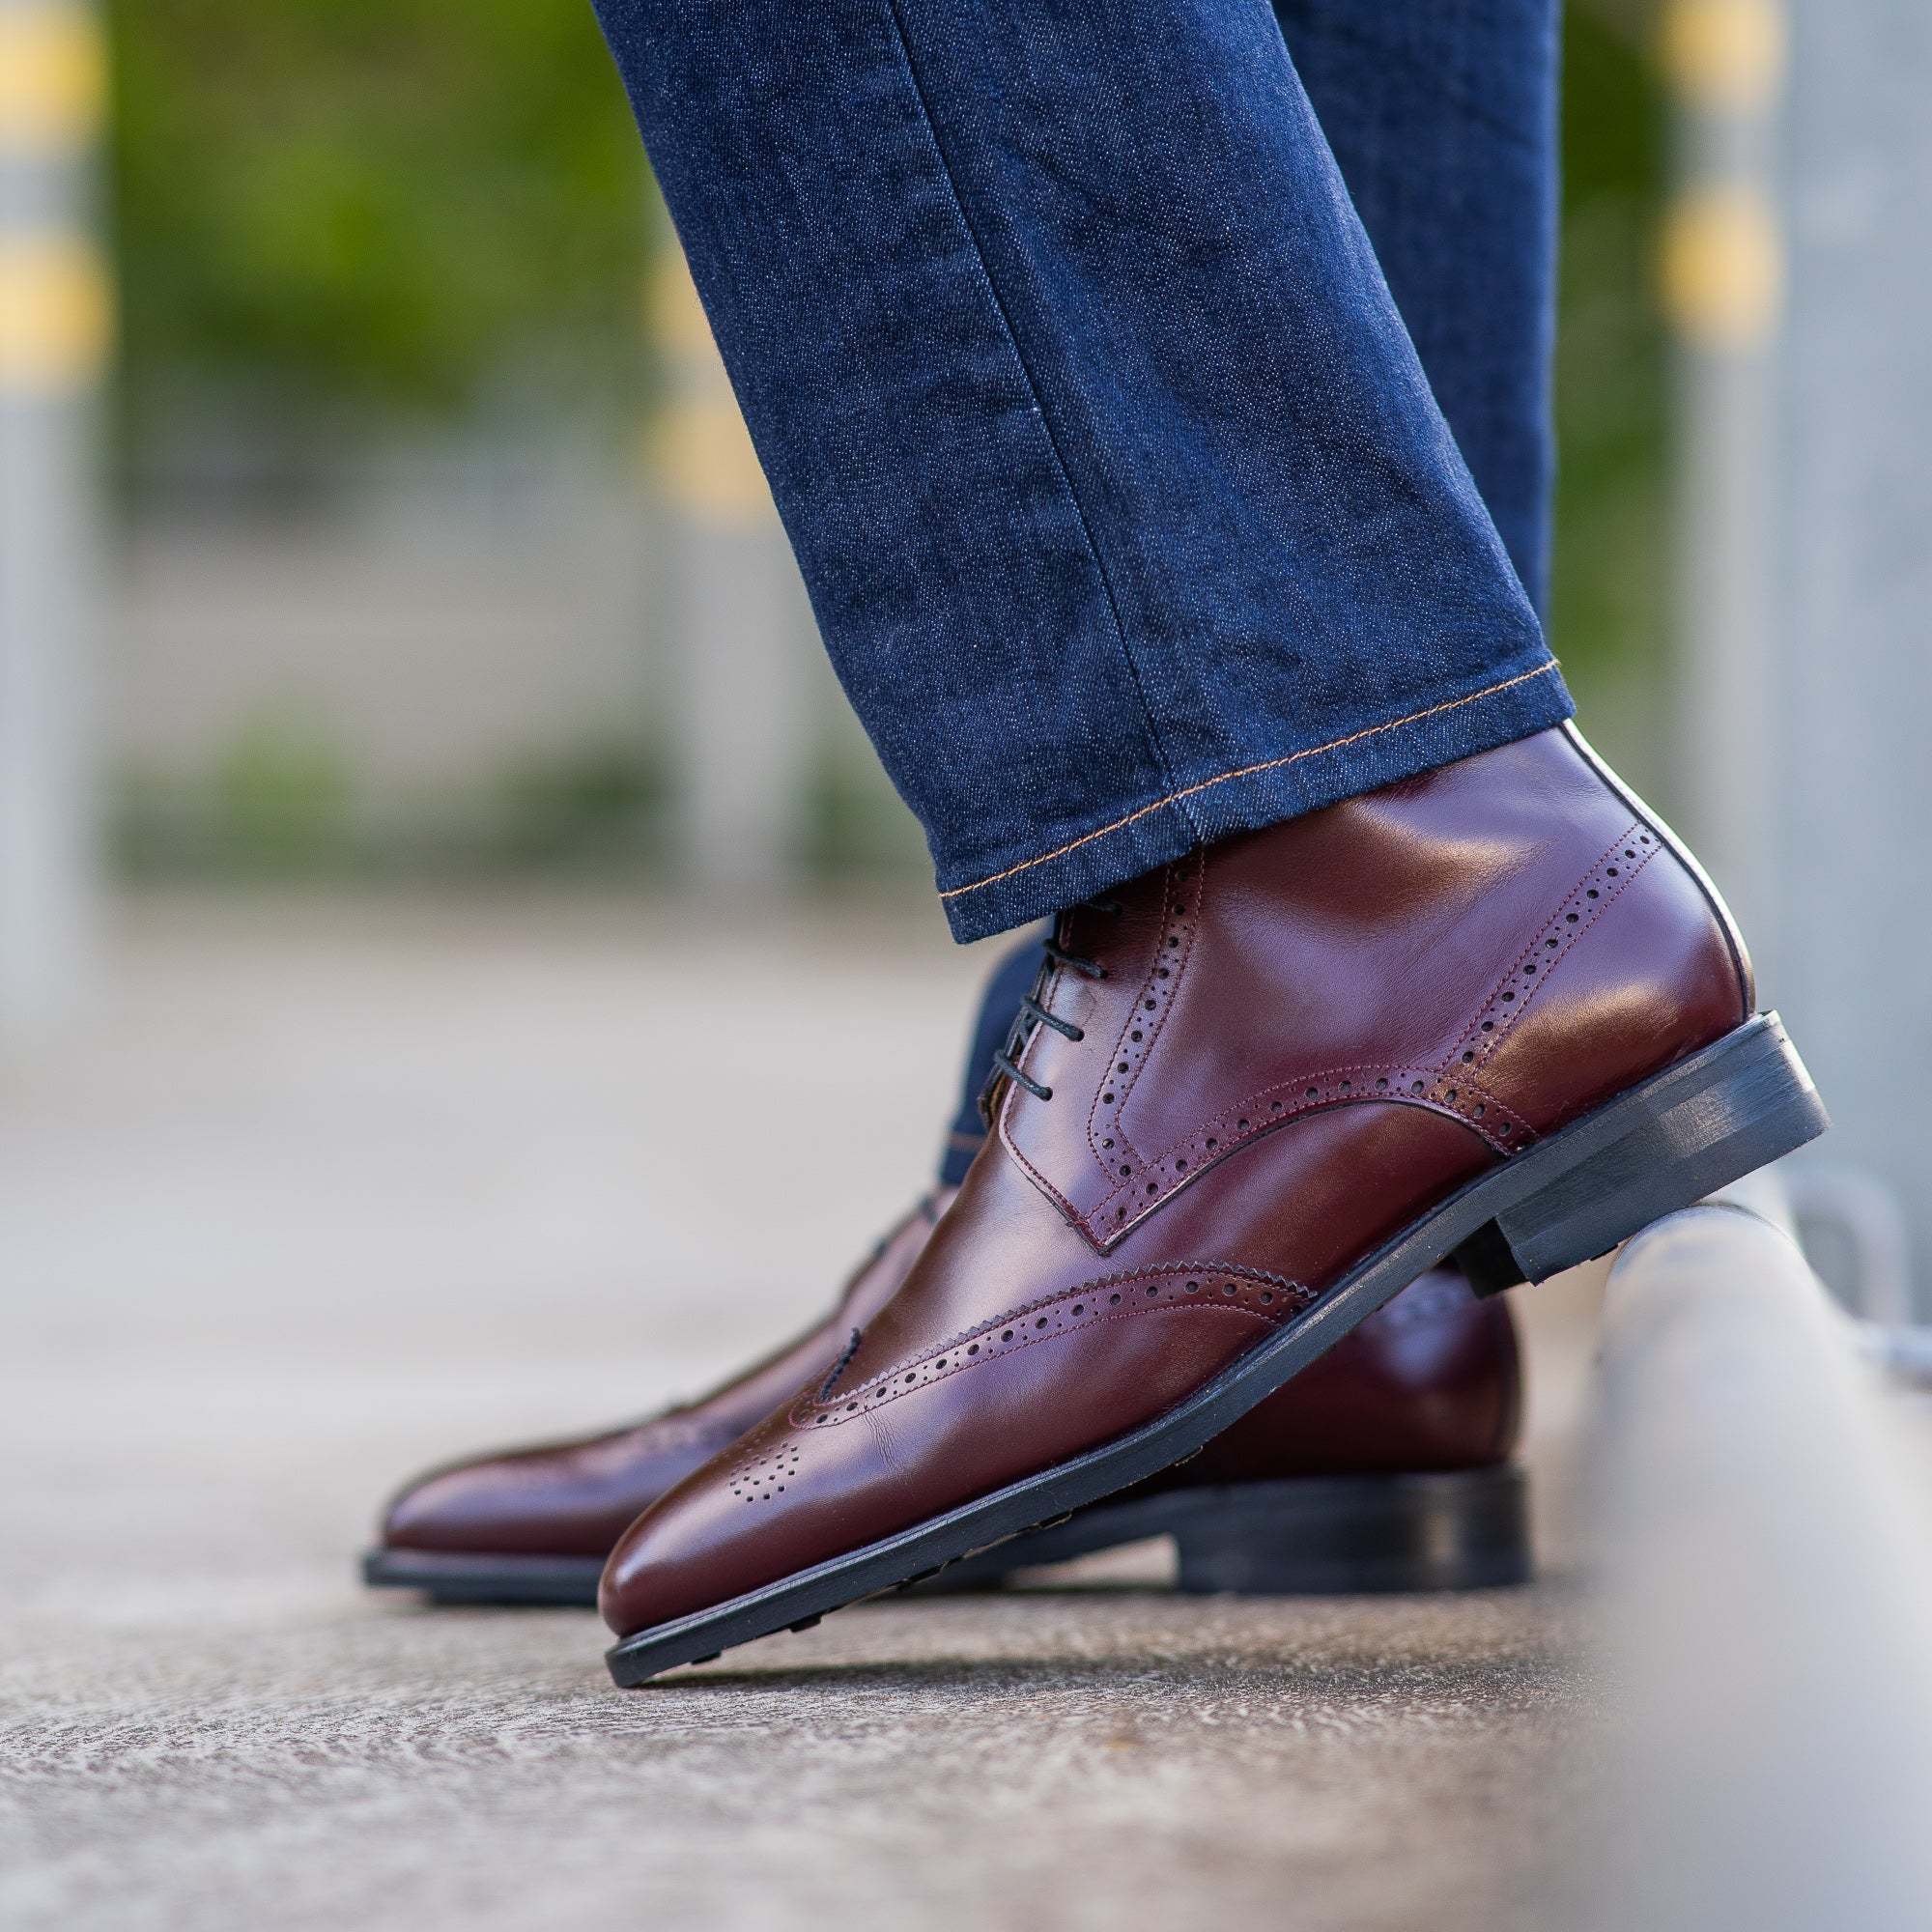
982;898;1122;1110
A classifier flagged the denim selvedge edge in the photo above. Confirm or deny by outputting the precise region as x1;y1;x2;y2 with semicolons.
592;0;1571;941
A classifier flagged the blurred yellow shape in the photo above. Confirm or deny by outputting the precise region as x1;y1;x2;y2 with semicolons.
646;248;718;362
1660;0;1785;114
0;231;111;391
645;249;777;529
0;4;104;154
1661;185;1782;351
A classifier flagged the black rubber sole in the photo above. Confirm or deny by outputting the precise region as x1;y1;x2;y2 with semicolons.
918;1464;1530;1596
361;1547;605;1605
360;1463;1529;1608
604;1011;1823;1686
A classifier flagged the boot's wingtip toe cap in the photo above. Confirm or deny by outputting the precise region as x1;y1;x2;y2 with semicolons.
375;1487;433;1551
596;1524;654;1635
597;1560;653;1638
597;1507;748;1638
376;1464;518;1553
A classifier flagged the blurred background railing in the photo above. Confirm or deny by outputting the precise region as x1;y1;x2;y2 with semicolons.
0;1;1681;919
0;0;106;1024
93;0;923;895
1;0;1927;1302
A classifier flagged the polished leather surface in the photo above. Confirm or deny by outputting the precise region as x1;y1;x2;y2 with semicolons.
381;1191;954;1560
602;728;1747;1636
1170;1264;1518;1483
380;1237;1513;1561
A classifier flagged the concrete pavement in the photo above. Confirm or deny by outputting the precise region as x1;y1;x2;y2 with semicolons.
0;892;1598;1930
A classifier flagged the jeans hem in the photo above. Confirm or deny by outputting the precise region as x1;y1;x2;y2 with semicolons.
934;656;1575;942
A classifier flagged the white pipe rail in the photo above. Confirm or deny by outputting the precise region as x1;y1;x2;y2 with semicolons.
0;0;105;1032
1589;1197;1932;1931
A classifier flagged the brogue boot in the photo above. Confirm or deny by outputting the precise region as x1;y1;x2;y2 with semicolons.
364;1191;955;1604
366;1231;1525;1602
593;724;1824;1680
930;1262;1528;1595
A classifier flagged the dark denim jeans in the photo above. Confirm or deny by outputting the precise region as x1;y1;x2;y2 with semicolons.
592;0;1571;940
1279;0;1560;616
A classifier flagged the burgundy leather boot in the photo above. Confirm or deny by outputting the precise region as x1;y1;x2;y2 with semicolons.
365;1191;954;1605
601;724;1826;1683
365;1192;1526;1604
924;1263;1526;1595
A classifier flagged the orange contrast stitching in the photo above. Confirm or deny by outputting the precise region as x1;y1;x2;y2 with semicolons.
938;661;1563;901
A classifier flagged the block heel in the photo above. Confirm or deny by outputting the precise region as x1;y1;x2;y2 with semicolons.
361;1548;605;1606
1456;1011;1828;1293
1171;1467;1530;1595
913;1467;1530;1596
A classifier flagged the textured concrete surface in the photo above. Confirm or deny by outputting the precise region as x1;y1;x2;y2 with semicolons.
1;1591;1588;1932
0;895;1599;1931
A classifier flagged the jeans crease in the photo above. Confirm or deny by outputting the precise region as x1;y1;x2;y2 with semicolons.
590;0;1566;940
879;0;1200;842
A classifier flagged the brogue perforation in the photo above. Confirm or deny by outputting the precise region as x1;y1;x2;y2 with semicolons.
790;1260;1309;1429
1082;852;1205;1173
1062;823;1662;1248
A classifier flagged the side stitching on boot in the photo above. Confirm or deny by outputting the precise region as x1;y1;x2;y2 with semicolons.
787;1263;1308;1430
1085;850;1205;1175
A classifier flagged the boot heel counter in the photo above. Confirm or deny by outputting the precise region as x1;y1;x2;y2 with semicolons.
1560;722;1754;1020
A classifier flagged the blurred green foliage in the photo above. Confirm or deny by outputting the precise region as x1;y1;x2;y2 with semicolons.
497;745;668;866
212;716;352;868
118;727;671;877
103;0;1671;865
107;0;651;475
1548;3;1671;791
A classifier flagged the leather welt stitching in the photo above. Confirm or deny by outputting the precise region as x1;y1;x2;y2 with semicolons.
997;959;1098;1229
997;1089;1087;1235
788;1264;1307;1429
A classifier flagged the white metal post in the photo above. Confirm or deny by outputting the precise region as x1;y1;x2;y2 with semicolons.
648;245;813;901
1765;0;1932;1315
1590;1199;1932;1932
0;0;104;1032
1661;0;1786;944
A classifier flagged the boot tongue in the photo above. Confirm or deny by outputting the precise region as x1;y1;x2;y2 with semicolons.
816;1325;865;1402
